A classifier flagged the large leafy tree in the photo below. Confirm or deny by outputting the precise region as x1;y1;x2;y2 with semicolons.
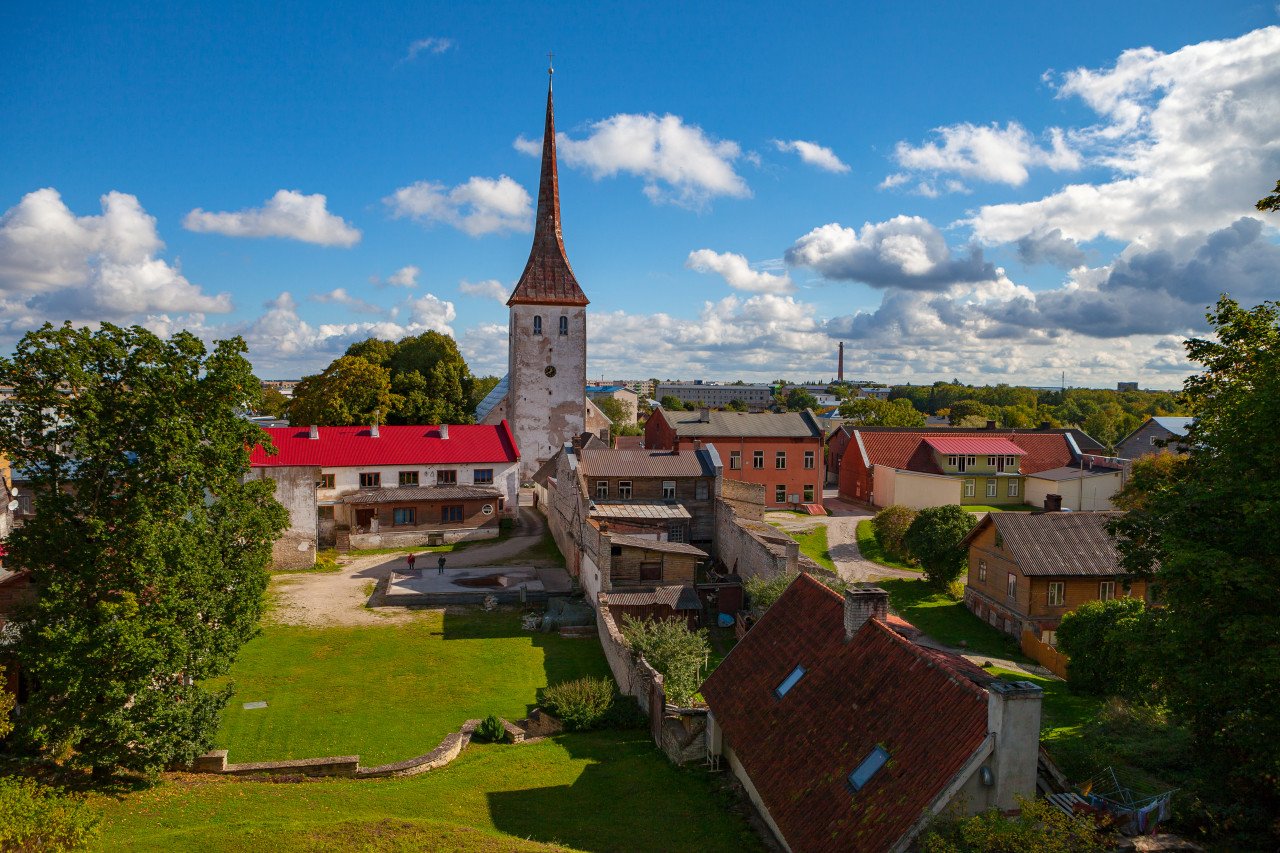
838;396;926;427
287;355;398;427
903;505;975;588
0;323;288;777
1111;297;1280;843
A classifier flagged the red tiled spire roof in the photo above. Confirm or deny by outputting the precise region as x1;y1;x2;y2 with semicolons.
508;69;588;307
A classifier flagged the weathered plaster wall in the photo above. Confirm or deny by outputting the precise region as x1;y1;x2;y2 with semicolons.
249;466;320;569
508;304;586;478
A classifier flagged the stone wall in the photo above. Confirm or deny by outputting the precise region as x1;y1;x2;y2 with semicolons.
349;525;498;550
596;594;662;711
714;496;796;583
248;465;320;569
720;479;766;522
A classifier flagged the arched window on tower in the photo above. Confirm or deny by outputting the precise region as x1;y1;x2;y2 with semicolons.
559;316;568;336
533;316;542;336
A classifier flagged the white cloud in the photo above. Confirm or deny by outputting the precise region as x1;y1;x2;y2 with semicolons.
402;37;454;63
878;173;910;190
310;288;384;314
405;293;457;331
772;139;851;173
183;189;361;247
890;122;1081;187
685;249;794;293
386;265;419;288
970;26;1280;244
384;176;532;237
0;188;232;328
459;279;509;302
519;113;750;208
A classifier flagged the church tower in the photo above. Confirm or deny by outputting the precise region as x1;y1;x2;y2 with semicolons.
505;65;588;476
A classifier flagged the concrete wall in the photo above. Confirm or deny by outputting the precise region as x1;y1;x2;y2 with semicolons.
1024;470;1122;512
249;465;320;569
719;478;765;523
876;467;962;510
508;303;587;478
349;525;498;550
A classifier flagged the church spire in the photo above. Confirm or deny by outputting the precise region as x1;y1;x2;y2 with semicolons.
508;63;588;307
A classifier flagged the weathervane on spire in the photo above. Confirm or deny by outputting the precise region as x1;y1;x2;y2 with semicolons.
547;51;554;75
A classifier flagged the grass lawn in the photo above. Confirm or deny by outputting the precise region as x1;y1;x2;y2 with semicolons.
94;731;763;852
854;520;920;572
880;579;1028;661
783;524;837;573
211;610;608;765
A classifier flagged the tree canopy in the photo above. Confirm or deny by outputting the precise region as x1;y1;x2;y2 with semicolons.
838;396;926;427
903;505;975;588
0;323;288;776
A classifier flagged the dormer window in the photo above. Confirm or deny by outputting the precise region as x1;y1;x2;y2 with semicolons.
559;316;568;336
848;745;890;792
533;316;543;336
775;665;805;698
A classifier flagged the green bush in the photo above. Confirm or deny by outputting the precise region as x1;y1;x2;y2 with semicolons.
920;795;1112;852
541;677;616;731
743;571;798;615
0;776;102;852
601;696;648;730
1057;597;1155;697
872;504;917;561
619;616;711;706
473;714;508;743
903;505;976;588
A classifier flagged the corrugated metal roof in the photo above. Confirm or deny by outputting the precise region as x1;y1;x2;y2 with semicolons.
606;585;701;610
855;429;1076;476
662;409;823;439
579;448;712;478
474;374;509;423
608;534;708;557
972;511;1124;576
589;501;692;520
250;423;519;468
922;436;1027;456
341;484;502;504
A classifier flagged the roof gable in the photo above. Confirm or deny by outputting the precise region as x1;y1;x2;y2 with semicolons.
979;511;1124;576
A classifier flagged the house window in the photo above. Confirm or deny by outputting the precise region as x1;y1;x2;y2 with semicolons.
1048;582;1065;606
318;505;335;521
978;559;987;582
803;485;815;502
597;481;609;499
533;315;542;336
393;507;417;526
966;455;977;469
987;456;996;467
775;451;787;469
1008;479;1019;498
399;471;419;487
437;470;457;485
775;484;786;503
1099;581;1116;601
775;665;806;699
804;450;815;469
753;451;764;469
1006;574;1017;599
1043;630;1058;646
442;505;464;523
359;472;381;488
848;746;890;792
662;481;676;500
695;480;708;500
1150;436;1157;446
610;545;622;557
1005;455;1016;468
994;531;1004;548
947;455;957;468
640;562;662;582
730;451;741;470
986;480;997;498
619;481;633;499
559;316;568;336
16;494;32;515
473;469;493;484
318;473;335;489
668;524;685;543
964;479;976;498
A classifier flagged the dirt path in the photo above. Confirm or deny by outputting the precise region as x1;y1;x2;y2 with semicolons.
765;504;918;584
269;507;552;628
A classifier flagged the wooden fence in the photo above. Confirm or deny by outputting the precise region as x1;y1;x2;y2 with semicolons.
1021;630;1070;680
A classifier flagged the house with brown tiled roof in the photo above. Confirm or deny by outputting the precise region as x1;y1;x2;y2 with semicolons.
961;510;1148;646
702;575;1042;853
836;425;1121;511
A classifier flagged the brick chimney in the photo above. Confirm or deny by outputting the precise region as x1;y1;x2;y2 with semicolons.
985;419;997;430
844;585;889;641
698;407;711;423
986;680;1043;810
1044;493;1062;512
440;424;449;440
309;424;319;440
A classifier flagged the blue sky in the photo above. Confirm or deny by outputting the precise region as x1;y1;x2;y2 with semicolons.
2;2;1278;387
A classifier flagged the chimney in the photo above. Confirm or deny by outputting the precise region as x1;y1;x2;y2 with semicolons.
843;585;889;641
699;407;711;423
1044;493;1062;512
985;419;997;430
1038;421;1051;430
986;680;1043;810
440;424;449;440
693;439;703;452
838;341;845;382
371;423;380;438
309;424;319;440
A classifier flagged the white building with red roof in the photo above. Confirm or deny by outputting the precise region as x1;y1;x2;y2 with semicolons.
249;422;520;565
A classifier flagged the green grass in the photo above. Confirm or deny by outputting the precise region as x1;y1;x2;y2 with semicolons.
271;550;343;575
880;579;1028;661
94;731;763;852
210;610;608;766
785;524;837;573
854;520;920;572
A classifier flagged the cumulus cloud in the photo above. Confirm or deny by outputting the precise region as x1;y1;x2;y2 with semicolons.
685;249;794;293
0;188;232;329
183;189;361;246
459;279;509;302
401;37;454;63
890;122;1080;187
518;114;750;208
310;288;384;314
1016;229;1087;268
386;265;419;288
772;139;851;173
786;215;997;290
384;176;532;237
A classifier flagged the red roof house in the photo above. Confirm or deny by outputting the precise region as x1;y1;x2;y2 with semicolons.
701;574;1042;853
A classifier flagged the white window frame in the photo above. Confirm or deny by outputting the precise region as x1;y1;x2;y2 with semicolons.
1006;573;1017;600
1008;479;1019;498
804;450;815;470
964;479;976;498
1048;581;1065;606
986;479;997;498
730;451;741;470
947;455;957;468
803;485;815;502
775;451;787;469
1099;581;1116;601
662;481;676;500
753;451;765;469
775;484;786;503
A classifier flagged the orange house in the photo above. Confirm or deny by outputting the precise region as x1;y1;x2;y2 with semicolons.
961;510;1147;646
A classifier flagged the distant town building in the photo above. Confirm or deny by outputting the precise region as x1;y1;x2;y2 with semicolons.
585;385;639;424
1116;381;1139;392
656;382;774;409
1114;416;1195;460
260;379;301;398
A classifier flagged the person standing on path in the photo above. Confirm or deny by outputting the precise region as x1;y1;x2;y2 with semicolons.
406;552;416;571
437;555;446;575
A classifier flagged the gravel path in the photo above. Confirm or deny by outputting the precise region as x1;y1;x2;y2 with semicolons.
765;502;918;584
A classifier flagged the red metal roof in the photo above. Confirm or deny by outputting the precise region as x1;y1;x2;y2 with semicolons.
857;430;1074;476
249;422;519;468
701;574;992;853
923;436;1027;456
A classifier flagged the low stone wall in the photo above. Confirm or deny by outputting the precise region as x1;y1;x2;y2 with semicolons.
659;711;707;766
191;750;361;778
350;525;498;550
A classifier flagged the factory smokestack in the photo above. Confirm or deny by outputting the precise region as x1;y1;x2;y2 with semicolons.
838;341;845;382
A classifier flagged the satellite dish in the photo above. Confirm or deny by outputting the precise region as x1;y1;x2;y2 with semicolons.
6;501;17;512
9;487;18;497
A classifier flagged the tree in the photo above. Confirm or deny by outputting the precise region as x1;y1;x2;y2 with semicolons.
258;386;289;418
0;665;13;739
619;615;711;706
920;795;1112;853
838;397;926;427
725;398;748;412
1110;296;1280;844
871;505;918;561
0;323;289;776
287;355;398;427
947;399;990;426
0;776;102;851
782;388;818;411
903;505;976;589
1257;178;1280;213
1056;598;1154;697
385;331;476;424
659;395;685;411
470;375;502;412
1111;452;1187;512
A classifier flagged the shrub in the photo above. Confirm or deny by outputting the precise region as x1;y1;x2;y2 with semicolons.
903;505;976;588
920;795;1112;852
541;677;616;731
601;696;647;730
618;616;711;706
872;504;917;560
1057;597;1155;697
0;776;102;852
744;571;798;616
473;714;508;743
0;665;13;739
